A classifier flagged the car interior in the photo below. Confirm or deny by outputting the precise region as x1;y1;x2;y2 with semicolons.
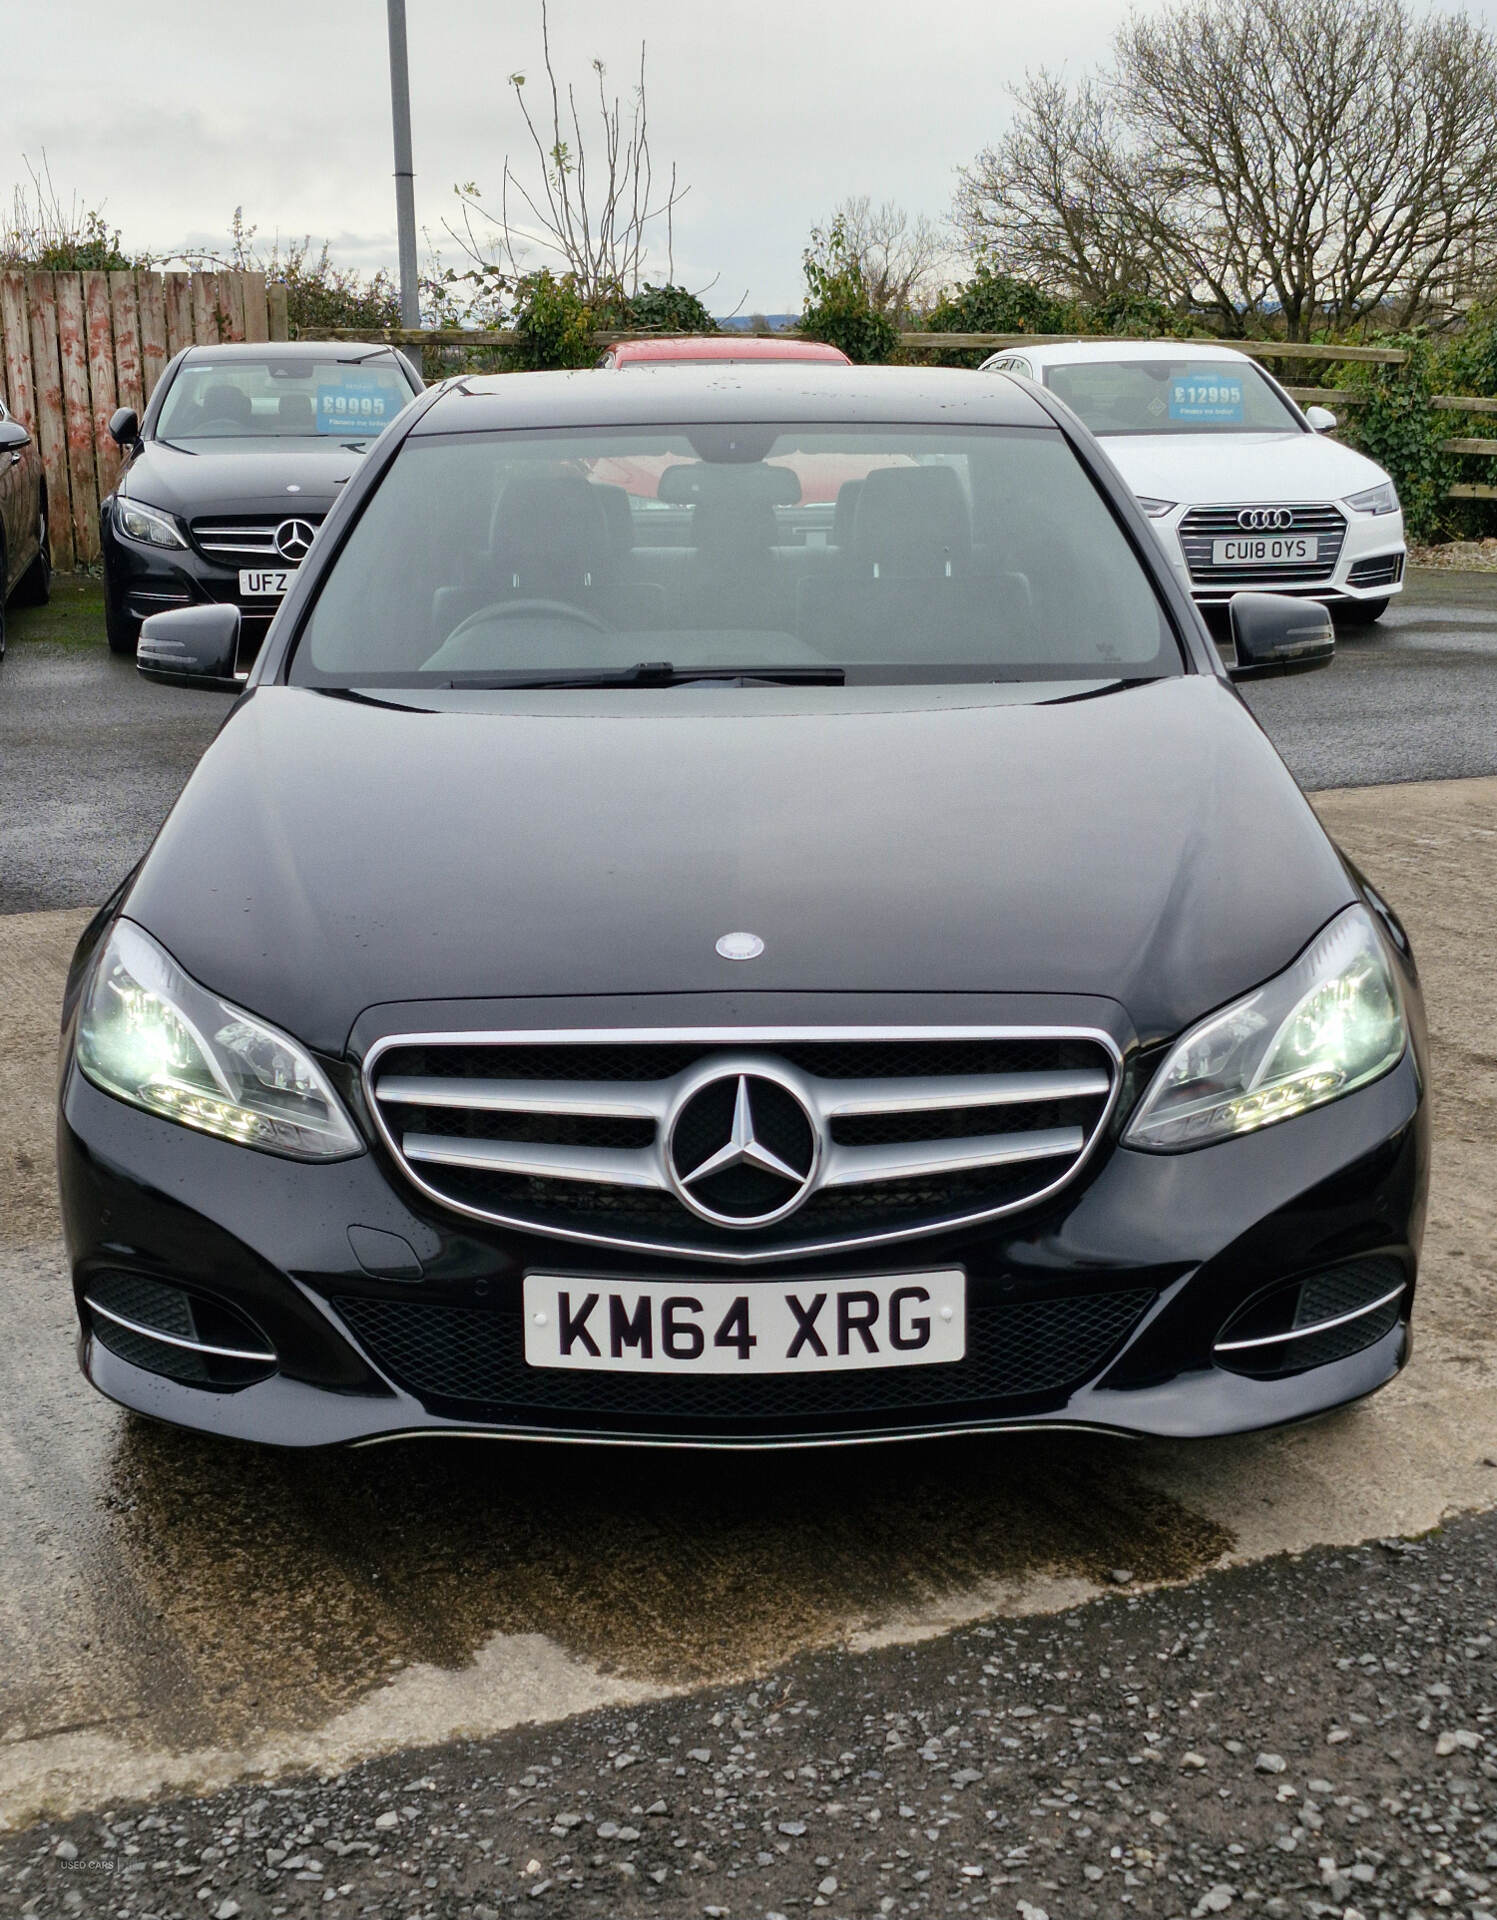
299;428;1178;681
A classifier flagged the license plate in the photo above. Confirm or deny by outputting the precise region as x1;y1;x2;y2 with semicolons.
238;567;293;597
523;1271;966;1374
1211;535;1316;566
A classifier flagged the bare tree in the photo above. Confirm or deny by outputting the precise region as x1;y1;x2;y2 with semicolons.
827;196;951;319
956;0;1497;338
445;0;687;302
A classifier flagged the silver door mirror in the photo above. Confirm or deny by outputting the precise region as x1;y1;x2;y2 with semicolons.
1305;405;1338;433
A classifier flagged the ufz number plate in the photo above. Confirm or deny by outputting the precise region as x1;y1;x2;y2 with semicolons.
523;1272;966;1374
238;567;293;597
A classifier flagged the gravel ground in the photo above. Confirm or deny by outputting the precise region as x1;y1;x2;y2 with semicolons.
7;1506;1497;1920
1409;542;1497;571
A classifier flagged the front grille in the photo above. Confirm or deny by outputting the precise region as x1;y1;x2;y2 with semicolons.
366;1029;1120;1261
1179;504;1346;586
334;1286;1155;1426
1346;553;1404;589
190;513;324;563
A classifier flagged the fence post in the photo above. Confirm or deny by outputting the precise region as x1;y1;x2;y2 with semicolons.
26;273;73;571
55;273;101;565
242;271;270;342
84;270;120;510
0;271;35;437
266;282;290;341
164;273;192;357
109;271;144;421
138;272;169;401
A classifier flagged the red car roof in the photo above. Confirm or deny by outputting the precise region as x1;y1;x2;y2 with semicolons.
606;336;853;366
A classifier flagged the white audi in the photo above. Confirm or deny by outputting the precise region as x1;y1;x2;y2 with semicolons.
979;340;1406;624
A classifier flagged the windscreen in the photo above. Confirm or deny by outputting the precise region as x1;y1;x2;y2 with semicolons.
293;422;1181;686
157;356;412;442
1045;359;1301;436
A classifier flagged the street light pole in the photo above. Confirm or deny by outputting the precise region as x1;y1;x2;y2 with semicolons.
386;0;420;328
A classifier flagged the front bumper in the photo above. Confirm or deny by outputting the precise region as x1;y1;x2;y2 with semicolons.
100;510;304;671
1154;503;1407;607
59;1035;1429;1449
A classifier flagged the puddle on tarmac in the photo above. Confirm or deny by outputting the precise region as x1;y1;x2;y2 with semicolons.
96;1420;1232;1751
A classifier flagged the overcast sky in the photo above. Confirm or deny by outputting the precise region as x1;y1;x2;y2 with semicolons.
10;0;1497;314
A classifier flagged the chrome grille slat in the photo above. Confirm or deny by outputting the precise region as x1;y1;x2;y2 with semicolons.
820;1125;1084;1188
403;1133;660;1188
366;1027;1122;1264
378;1075;664;1118
817;1067;1109;1116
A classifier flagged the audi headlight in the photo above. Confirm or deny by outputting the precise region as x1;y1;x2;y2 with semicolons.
1136;497;1178;519
115;497;188;548
76;921;362;1160
1345;482;1399;517
1124;906;1406;1152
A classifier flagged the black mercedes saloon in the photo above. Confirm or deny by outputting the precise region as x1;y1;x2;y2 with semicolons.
99;339;422;662
57;365;1429;1449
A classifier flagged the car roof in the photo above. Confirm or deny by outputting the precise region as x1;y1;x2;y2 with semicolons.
610;336;852;365
414;364;1052;433
1008;339;1258;368
179;340;409;363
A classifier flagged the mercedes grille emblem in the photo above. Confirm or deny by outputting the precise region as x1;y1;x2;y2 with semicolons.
273;517;317;562
666;1070;819;1228
1237;506;1295;532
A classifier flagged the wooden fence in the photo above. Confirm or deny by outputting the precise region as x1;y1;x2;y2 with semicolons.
0;269;289;567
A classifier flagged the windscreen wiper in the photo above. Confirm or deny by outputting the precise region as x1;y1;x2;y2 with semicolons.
445;661;846;689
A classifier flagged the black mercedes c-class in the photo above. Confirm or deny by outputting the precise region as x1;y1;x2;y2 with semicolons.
58;365;1428;1449
99;339;422;662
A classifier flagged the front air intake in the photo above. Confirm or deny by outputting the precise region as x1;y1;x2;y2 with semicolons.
85;1271;277;1389
1213;1256;1407;1379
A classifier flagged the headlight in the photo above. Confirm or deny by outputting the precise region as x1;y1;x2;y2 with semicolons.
1124;906;1406;1152
1345;482;1399;517
1136;497;1177;519
76;921;362;1160
115;497;188;548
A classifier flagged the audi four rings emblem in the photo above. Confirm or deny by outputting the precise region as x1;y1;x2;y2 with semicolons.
1237;507;1295;531
273;518;317;562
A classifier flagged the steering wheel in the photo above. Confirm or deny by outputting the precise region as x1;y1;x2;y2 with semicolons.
443;597;614;648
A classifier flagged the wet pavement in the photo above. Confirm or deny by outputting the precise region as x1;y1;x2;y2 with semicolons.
2;575;1497;1849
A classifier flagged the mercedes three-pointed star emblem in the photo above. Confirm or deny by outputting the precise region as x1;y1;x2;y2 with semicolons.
666;1069;820;1228
683;1075;804;1189
273;517;317;563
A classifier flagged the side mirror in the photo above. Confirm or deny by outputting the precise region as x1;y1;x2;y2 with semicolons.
136;605;242;690
1304;405;1338;433
108;406;140;448
1228;593;1335;681
0;417;30;454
